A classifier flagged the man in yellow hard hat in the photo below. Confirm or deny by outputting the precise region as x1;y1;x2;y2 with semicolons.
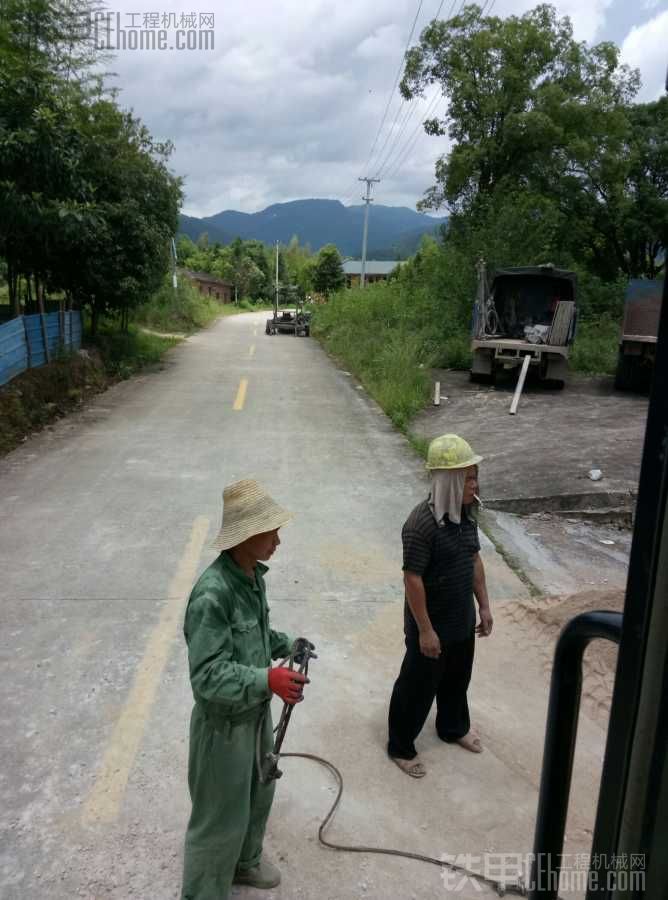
387;434;493;778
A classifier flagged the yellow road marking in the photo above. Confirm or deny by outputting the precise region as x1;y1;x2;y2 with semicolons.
233;377;248;410
248;344;256;359
81;516;210;825
253;327;258;337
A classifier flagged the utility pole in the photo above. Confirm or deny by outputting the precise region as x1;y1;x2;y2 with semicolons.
274;240;279;319
358;176;380;288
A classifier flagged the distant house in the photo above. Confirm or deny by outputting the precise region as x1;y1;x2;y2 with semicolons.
184;270;234;303
342;260;402;288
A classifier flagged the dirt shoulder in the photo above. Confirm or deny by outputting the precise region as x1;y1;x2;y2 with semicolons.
0;350;108;455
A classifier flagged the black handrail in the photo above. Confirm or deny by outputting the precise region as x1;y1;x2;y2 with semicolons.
529;611;623;899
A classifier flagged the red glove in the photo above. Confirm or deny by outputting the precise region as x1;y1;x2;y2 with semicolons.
268;667;308;705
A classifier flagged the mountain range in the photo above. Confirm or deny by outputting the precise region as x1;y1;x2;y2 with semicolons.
179;199;447;259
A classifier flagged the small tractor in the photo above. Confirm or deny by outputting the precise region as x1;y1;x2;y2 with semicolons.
265;286;311;337
471;261;578;388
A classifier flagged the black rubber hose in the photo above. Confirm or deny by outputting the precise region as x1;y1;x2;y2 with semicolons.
281;752;528;898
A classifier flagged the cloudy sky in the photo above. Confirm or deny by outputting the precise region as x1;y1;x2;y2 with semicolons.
99;0;668;217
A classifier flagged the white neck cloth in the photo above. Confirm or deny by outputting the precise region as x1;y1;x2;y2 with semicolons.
428;469;466;525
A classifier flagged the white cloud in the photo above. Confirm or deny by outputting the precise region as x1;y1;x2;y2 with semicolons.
497;0;613;42
620;9;668;100
95;0;652;217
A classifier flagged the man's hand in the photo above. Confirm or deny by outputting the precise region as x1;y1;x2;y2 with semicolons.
476;606;493;637
419;627;441;659
268;667;309;704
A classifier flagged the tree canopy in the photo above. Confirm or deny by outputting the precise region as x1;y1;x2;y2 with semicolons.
312;245;345;297
0;0;182;329
401;3;666;280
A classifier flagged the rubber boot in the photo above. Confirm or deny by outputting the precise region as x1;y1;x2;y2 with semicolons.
233;857;281;889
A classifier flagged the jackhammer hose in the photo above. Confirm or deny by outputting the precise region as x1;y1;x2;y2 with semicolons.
261;641;529;897
280;752;528;898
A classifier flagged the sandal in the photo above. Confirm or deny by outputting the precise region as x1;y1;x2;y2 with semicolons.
390;755;426;778
456;730;483;753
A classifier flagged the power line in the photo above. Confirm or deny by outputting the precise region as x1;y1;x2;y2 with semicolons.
372;96;418;178
362;0;425;175
383;91;444;183
374;92;430;178
370;0;457;180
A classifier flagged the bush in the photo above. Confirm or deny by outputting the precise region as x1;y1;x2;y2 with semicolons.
570;318;620;375
133;276;221;333
89;322;179;379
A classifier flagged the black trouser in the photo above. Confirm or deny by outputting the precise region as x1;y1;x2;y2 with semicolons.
387;630;475;760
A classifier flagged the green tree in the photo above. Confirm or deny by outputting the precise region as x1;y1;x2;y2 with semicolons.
312;244;345;297
0;0;182;329
401;3;639;216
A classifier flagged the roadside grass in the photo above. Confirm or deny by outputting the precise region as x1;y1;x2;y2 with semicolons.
312;282;470;430
87;321;179;379
570;318;620;375
132;277;222;333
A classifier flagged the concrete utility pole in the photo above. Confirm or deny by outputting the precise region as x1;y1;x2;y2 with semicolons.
171;237;178;292
274;240;279;318
358;176;380;288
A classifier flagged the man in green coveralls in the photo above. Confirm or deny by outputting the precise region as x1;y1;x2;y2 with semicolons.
181;479;313;899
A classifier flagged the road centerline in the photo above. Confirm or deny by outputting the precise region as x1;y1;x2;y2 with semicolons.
233;378;248;410
81;515;210;825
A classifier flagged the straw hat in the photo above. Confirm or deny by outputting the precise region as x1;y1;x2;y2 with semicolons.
211;479;293;551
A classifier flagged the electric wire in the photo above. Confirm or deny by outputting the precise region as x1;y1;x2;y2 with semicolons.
370;0;453;180
376;90;441;179
382;91;444;183
373;0;464;181
362;0;425;176
371;95;420;178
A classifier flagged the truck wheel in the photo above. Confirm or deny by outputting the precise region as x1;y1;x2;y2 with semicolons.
265;321;271;335
614;351;636;391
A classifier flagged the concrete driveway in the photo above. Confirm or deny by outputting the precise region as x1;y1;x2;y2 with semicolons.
1;313;613;899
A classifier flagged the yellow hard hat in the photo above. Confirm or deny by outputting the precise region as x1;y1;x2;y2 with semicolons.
426;433;483;470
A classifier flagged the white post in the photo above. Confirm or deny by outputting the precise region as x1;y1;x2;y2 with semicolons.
510;354;531;415
433;381;441;406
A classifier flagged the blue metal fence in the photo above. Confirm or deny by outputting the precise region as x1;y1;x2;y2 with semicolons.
0;311;82;387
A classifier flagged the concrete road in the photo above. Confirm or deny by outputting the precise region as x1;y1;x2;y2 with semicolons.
1;313;610;899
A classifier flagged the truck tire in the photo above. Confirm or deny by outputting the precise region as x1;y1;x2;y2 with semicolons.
615;351;637;391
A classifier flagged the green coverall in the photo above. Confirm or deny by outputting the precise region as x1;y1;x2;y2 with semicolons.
180;551;294;900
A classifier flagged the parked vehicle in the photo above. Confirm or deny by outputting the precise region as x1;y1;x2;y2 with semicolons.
614;279;663;392
471;261;577;387
265;292;311;337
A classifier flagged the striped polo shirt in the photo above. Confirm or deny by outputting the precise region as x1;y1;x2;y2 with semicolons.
402;499;480;642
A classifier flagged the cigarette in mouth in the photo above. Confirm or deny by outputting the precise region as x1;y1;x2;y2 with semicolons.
474;493;484;508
